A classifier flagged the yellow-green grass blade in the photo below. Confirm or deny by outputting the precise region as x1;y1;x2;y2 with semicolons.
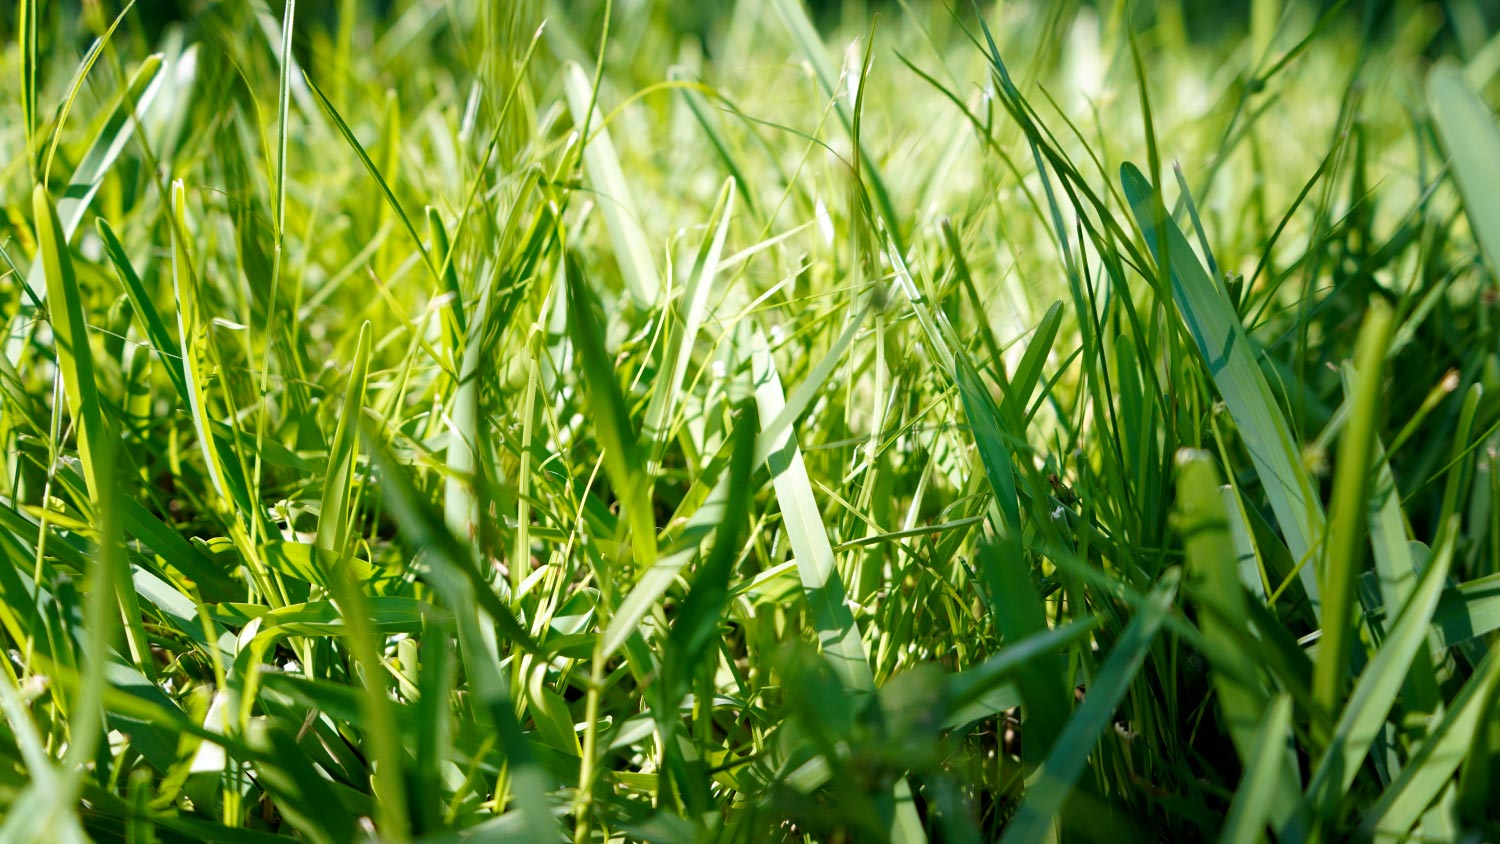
564;61;661;307
314;321;371;554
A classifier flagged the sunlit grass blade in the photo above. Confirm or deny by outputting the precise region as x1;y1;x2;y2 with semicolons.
565;62;661;307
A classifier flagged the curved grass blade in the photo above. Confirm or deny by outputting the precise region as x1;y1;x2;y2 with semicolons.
1429;64;1500;277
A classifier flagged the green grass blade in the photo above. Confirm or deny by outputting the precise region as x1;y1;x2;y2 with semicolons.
1306;517;1459;821
999;571;1178;844
1218;695;1296;844
1312;304;1393;726
314;321;371;553
1429;64;1500;277
1122;163;1325;605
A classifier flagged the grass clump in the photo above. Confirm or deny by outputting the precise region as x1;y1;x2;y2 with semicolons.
3;0;1500;841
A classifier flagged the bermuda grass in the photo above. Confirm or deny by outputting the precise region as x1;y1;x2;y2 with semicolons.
3;0;1500;841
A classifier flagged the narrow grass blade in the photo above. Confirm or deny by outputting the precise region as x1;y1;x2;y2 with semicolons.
1312;304;1393;725
999;571;1178;844
314;321;371;554
566;250;655;566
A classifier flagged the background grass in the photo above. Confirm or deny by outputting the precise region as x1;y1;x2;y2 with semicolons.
3;0;1500;841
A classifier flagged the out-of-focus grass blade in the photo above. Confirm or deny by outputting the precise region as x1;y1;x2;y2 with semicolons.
1219;695;1295;844
1363;650;1500;841
9;53;164;387
327;555;411;842
564;62;660;307
1305;517;1458;822
1429;64;1500;276
1312;305;1392;726
766;0;903;254
1122;163;1324;606
1176;449;1309;838
39;1;137;186
314;321;370;554
998;571;1178;844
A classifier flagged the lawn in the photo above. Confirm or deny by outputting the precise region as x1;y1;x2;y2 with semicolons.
3;0;1500;841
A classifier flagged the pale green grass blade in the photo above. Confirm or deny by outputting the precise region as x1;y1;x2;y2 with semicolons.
999;571;1178;844
565;62;660;307
750;327;873;693
1122;163;1324;605
1306;517;1458;821
749;325;929;844
1218;695;1295;844
1363;650;1500;841
1429;64;1500;277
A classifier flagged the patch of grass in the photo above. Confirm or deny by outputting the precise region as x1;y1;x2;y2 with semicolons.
3;1;1500;841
